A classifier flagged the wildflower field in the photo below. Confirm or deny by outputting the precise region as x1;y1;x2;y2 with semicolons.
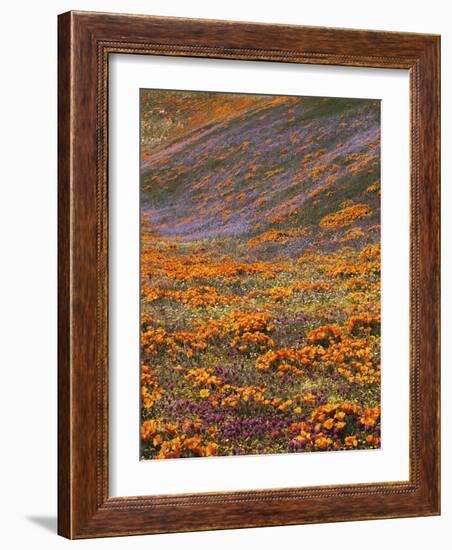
140;90;381;460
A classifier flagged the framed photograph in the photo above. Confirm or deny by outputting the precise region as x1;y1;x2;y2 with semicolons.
58;11;440;538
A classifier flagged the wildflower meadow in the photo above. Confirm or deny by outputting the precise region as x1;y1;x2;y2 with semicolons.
139;90;381;460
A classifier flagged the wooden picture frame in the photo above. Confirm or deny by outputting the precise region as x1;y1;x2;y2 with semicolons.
58;10;440;539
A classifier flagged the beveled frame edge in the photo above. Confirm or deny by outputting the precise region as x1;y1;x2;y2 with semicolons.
58;10;440;539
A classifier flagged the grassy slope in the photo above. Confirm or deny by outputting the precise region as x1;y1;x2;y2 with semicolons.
141;96;380;254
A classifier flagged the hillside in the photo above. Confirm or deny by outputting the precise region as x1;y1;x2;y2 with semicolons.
141;94;380;258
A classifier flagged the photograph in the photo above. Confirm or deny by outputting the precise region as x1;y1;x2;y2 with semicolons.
139;89;382;460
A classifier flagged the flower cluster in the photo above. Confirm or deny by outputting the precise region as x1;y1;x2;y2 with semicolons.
248;228;304;249
319;204;371;230
307;325;342;347
288;402;381;452
141;419;219;459
144;285;239;307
